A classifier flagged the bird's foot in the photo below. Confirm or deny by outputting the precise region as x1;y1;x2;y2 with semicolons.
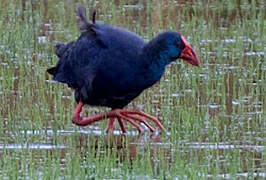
72;102;165;134
105;109;166;134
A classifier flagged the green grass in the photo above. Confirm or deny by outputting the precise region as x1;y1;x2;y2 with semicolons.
0;0;265;179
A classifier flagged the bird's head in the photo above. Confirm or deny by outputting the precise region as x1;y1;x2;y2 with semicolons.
155;31;199;66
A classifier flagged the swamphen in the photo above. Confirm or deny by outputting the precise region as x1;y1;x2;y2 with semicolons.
47;6;199;134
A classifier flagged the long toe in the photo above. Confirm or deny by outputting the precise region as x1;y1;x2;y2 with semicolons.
105;118;116;133
117;117;127;133
124;114;155;132
122;110;165;131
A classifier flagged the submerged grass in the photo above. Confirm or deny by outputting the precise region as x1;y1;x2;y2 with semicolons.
0;0;265;179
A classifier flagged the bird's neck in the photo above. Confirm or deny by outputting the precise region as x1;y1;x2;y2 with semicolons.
138;45;172;88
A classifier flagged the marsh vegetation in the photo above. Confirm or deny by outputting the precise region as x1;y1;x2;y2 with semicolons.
0;0;265;179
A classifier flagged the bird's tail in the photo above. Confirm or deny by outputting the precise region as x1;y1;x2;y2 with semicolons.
76;6;96;33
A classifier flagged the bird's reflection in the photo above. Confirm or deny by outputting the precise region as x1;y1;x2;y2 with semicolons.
63;131;172;175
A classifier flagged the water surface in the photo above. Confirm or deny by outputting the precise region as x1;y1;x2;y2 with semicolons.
0;0;265;179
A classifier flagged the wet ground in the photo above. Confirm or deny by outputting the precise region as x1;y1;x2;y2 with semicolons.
0;0;265;179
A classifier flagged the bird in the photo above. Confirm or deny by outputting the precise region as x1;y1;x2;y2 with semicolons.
47;6;199;134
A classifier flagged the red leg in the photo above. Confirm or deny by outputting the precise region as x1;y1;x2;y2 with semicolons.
73;102;84;122
72;103;143;133
115;112;144;133
106;117;127;134
72;102;165;134
106;117;115;133
73;102;110;126
117;117;127;133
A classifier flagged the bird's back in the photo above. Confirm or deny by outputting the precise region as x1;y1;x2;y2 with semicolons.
52;23;147;108
76;24;146;88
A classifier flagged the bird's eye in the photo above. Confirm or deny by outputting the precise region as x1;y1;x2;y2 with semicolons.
175;41;182;48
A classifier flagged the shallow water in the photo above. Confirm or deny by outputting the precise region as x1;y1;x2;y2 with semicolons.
0;0;265;179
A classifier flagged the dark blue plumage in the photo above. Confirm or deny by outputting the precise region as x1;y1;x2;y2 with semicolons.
47;6;199;133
